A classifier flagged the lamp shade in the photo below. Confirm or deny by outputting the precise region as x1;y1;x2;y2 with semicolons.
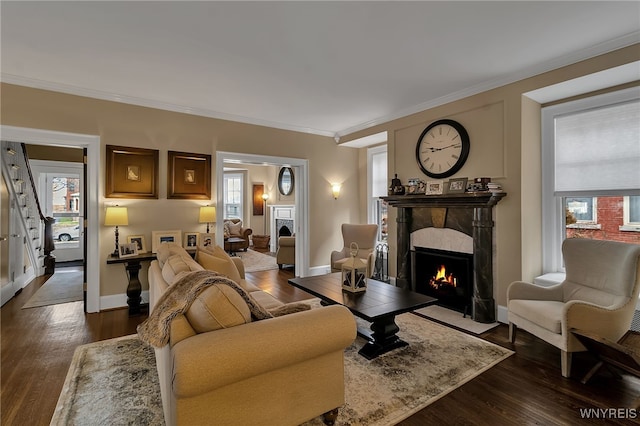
199;206;216;223
104;206;128;226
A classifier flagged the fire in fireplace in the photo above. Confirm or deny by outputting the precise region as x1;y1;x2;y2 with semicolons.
411;247;473;315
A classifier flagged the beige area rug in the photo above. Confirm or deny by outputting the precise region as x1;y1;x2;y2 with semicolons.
236;248;279;272
414;305;500;335
51;310;512;426
22;269;83;309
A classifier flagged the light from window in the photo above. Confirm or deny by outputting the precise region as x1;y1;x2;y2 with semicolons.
368;146;388;242
224;173;243;219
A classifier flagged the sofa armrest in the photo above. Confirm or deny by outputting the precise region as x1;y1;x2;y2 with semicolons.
507;280;563;302
564;298;635;344
242;228;253;239
172;305;356;398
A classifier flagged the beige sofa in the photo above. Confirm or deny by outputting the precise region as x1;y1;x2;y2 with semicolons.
147;243;356;426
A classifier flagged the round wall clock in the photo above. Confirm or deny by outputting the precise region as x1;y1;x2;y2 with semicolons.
415;119;470;179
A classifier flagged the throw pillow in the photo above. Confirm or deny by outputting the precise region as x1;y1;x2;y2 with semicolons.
162;254;204;284
185;284;252;333
195;246;242;284
156;242;192;269
228;221;243;237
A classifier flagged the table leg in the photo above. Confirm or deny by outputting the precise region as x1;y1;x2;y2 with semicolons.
358;314;408;360
124;261;143;315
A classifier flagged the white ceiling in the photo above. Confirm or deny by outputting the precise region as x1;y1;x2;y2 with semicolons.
1;1;639;139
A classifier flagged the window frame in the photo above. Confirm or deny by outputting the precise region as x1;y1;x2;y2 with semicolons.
367;144;388;243
223;171;245;220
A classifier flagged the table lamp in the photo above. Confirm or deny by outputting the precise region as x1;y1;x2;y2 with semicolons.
104;206;128;257
199;206;216;233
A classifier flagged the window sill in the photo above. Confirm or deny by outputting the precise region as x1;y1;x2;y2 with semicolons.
619;225;640;232
566;223;601;230
534;272;565;287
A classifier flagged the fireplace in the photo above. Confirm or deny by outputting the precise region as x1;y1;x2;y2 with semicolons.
411;247;473;315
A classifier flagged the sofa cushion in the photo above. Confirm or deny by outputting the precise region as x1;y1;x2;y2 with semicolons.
162;255;204;285
185;284;252;334
157;242;192;269
508;299;565;334
195;246;242;284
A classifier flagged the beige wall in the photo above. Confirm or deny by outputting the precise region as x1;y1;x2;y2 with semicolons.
1;84;360;298
345;45;639;307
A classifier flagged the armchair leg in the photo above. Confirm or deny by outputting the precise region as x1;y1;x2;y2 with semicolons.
561;350;572;378
509;322;517;343
322;408;339;425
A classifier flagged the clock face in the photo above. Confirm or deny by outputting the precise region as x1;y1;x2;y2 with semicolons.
415;119;470;179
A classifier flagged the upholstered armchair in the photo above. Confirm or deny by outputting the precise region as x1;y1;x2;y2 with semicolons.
508;238;640;378
223;218;252;252
330;224;379;274
277;236;295;269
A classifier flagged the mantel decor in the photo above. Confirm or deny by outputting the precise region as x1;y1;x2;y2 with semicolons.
382;191;506;323
105;145;159;199
167;151;211;199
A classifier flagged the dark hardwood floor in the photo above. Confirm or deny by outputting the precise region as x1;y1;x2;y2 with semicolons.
2;266;640;425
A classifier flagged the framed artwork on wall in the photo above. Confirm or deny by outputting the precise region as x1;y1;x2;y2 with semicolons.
151;230;182;253
106;145;159;199
167;151;211;199
127;234;148;253
253;183;265;215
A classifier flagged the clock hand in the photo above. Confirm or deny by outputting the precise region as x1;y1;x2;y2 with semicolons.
424;144;462;153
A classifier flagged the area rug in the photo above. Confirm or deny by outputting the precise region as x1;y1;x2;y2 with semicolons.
236;248;279;272
51;311;512;425
22;269;83;309
414;305;500;335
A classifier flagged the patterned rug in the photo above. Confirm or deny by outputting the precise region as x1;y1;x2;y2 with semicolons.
22;269;83;309
52;312;512;425
236;248;279;272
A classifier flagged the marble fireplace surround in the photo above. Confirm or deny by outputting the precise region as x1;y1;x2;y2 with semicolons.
382;192;506;323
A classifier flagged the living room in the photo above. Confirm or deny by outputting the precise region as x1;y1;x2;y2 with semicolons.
1;2;640;425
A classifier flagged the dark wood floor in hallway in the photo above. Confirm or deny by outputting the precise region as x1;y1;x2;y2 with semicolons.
2;267;639;425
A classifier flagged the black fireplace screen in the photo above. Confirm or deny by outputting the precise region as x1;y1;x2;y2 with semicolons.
411;247;473;315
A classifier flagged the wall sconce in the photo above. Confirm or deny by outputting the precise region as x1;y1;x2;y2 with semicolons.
104;206;128;257
199;206;216;233
332;183;342;199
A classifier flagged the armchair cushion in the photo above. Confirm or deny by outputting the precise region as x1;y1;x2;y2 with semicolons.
508;300;564;334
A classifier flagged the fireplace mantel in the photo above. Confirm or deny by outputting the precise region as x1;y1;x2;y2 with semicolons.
381;191;506;323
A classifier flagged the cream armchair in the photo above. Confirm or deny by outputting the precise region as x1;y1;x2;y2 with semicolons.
331;224;379;274
508;238;640;378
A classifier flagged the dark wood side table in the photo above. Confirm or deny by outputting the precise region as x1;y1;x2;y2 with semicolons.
107;252;157;315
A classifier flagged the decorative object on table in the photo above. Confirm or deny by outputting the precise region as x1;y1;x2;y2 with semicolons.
104;206;128;257
372;243;390;283
198;205;216;233
487;182;503;193
331;183;341;199
199;233;214;248
407;177;426;194
341;242;368;293
253;184;266;215
472;177;491;191
105;145;159;199
118;242;138;259
151;230;182;253
425;180;445;195
415;119;470;179
389;174;405;195
278;167;294;196
445;177;468;194
183;232;199;250
167;151;211;199
127;234;147;253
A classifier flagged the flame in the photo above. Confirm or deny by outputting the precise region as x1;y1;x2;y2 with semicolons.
429;265;457;289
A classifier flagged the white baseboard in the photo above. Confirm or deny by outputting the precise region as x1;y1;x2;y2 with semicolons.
100;290;149;311
307;265;332;277
497;304;508;324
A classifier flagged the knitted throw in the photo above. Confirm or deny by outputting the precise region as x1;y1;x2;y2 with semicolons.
137;270;273;348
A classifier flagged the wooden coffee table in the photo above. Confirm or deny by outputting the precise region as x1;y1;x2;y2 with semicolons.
288;273;437;359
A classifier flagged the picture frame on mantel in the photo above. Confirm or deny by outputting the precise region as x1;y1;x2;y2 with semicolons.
105;145;159;199
167;151;211;199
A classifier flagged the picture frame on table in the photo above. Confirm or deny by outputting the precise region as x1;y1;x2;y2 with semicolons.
167;151;211;199
425;180;445;195
105;145;159;199
199;233;215;249
183;232;199;250
445;177;468;194
127;235;148;253
118;242;139;259
151;230;182;253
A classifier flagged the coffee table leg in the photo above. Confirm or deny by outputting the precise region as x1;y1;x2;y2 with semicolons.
358;315;408;360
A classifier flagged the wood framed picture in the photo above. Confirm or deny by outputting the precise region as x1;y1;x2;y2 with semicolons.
151;230;182;253
106;145;159;199
425;180;445;195
167;151;211;199
253;183;265;215
183;232;199;250
118;242;138;259
199;233;215;249
126;235;147;253
445;177;468;194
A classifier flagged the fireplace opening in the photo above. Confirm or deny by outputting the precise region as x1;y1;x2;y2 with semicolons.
411;247;473;315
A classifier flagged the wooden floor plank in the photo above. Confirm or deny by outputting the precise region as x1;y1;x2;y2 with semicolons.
2;267;639;425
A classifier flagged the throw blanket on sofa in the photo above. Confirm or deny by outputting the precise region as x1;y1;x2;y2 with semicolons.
137;270;273;347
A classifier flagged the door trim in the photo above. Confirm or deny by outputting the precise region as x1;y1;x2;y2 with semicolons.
0;125;101;312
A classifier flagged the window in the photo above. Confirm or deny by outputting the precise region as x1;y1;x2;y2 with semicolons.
542;87;640;272
368;145;388;242
223;172;244;219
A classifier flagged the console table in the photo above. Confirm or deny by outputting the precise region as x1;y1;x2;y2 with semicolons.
107;252;156;315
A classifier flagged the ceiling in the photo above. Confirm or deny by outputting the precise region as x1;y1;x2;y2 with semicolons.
1;1;639;140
